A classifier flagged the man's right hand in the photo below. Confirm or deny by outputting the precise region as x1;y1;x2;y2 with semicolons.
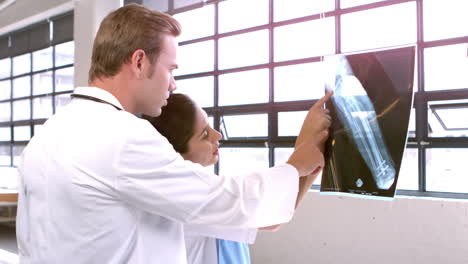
287;92;333;176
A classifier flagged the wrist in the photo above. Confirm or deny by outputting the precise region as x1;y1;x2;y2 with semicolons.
286;160;305;177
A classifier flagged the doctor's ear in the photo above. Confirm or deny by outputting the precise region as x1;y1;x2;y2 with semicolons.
129;49;148;79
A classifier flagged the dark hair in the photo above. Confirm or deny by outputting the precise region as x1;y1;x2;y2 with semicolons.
142;94;197;154
89;4;181;82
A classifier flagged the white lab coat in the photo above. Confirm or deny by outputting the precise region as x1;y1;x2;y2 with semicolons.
138;213;255;264
16;87;299;264
184;232;217;264
182;174;259;264
183;223;256;264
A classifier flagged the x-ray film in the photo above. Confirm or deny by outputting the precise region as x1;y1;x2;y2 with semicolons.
320;46;415;199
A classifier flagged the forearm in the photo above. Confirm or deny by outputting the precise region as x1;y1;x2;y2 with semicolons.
295;136;325;208
295;168;321;209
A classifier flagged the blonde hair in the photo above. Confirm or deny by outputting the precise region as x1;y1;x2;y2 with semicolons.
88;4;181;82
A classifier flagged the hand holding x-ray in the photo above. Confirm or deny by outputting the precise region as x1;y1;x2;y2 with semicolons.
287;92;332;177
295;91;333;151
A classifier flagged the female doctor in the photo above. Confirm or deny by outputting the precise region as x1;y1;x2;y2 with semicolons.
143;93;321;264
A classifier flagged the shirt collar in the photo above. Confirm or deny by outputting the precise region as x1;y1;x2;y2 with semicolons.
72;87;125;111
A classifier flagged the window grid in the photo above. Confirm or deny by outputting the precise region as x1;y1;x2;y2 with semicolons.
0;14;74;167
159;0;468;198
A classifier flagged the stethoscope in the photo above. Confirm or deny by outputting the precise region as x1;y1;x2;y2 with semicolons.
70;94;123;111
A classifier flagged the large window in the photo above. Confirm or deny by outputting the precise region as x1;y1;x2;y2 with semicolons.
0;12;74;167
131;0;467;198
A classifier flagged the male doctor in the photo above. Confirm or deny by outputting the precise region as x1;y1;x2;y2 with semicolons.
16;4;331;264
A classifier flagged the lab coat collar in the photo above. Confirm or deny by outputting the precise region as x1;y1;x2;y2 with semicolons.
72;87;125;111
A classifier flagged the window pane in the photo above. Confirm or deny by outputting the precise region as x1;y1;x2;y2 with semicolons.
0;102;11;122
174;5;214;42
55;67;74;92
0;58;10;79
341;2;416;52
408;108;415;138
274;0;334;22
0;80;11;101
174;0;202;9
274;147;293;165
396;148;418;191
175;76;214;107
219;69;269;106
428;100;468;137
33;47;53;72
0;127;11;141
148;0;168;11
434;108;468;129
33;71;53;95
424;0;468;41
13;126;30;141
0;145;10;166
221;114;268;138
177;41;214;75
341;0;389;8
274;62;325;102
219;30;269;70
13;145;26;166
12;99;30;121
55;41;74;67
427;148;468;193
278;111;307;136
424;44;468;91
13;53;31;76
218;148;269;176
12;76;31;98
55;93;72;112
274;18;335;62
33;96;53;119
209;115;215;128
219;0;268;33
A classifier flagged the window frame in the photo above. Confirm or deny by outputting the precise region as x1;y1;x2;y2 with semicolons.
137;0;468;198
0;12;74;167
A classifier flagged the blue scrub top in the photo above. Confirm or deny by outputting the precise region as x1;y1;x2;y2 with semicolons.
217;239;251;264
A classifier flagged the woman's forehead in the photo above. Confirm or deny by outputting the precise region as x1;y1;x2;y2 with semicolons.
195;107;209;127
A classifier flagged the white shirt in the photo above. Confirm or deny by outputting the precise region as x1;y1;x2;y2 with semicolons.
16;87;299;264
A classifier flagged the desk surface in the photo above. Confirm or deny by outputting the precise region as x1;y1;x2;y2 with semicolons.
0;192;18;203
0;191;17;223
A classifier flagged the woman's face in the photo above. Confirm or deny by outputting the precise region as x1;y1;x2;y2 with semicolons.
182;106;222;167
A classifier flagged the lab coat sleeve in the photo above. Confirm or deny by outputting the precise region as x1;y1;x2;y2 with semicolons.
113;119;299;228
184;224;257;244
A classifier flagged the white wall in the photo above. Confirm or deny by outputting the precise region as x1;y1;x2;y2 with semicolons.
251;191;468;264
73;0;121;86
